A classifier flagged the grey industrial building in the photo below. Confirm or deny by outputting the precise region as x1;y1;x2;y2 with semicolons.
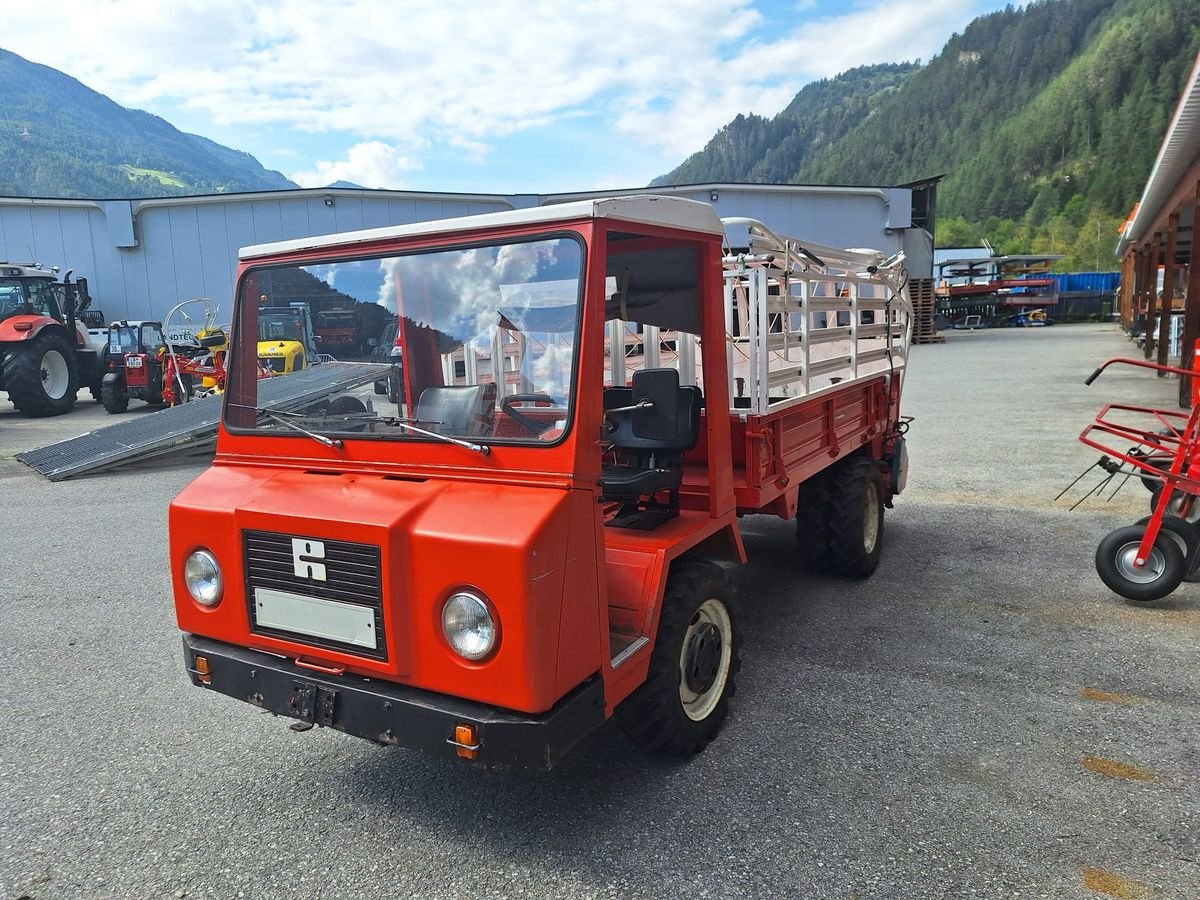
0;181;936;323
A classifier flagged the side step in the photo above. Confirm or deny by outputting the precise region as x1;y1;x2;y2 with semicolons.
610;633;648;667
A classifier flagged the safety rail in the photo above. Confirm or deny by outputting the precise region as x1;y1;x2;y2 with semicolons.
720;218;912;415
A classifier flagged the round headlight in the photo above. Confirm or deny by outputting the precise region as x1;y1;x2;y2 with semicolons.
184;549;223;606
441;592;497;660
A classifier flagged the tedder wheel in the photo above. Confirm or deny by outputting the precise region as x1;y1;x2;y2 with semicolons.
1148;485;1200;523
1134;515;1200;581
616;559;740;756
825;456;885;578
101;378;129;414
2;331;79;417
1095;524;1186;603
795;468;833;572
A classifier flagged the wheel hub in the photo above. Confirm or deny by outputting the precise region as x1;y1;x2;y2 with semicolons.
683;622;722;694
1115;542;1165;584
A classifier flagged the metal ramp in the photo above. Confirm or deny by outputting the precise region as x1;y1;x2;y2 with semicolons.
17;362;373;481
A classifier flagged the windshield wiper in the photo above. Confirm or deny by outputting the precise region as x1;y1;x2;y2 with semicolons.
381;417;491;456
258;409;343;449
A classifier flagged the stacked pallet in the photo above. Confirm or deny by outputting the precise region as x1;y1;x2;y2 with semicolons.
910;278;944;344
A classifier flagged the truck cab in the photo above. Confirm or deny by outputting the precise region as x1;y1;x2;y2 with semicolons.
170;196;912;767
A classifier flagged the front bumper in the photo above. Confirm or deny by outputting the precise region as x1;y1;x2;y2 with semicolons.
183;635;606;769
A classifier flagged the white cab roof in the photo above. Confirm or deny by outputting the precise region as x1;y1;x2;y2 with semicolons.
239;194;725;261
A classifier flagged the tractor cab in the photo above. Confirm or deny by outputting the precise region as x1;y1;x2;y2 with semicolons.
256;305;317;374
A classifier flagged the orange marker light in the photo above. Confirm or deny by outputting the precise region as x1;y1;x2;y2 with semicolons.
453;723;479;760
194;655;211;684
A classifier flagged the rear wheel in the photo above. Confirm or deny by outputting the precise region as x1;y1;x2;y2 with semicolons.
826;457;885;578
101;378;129;414
1095;524;1185;603
795;469;833;572
2;331;79;417
616;559;740;756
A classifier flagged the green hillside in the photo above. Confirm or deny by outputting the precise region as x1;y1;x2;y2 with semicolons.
654;0;1200;266
651;63;919;187
0;48;296;198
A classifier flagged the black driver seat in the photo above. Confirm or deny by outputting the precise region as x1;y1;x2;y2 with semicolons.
415;384;496;436
600;369;701;521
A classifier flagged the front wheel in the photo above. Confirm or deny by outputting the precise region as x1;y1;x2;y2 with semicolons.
1095;524;1185;603
616;559;740;756
101;378;129;414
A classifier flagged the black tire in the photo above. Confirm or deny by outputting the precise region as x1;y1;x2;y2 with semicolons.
826;456;885;578
1149;484;1200;523
101;378;129;414
1136;454;1173;493
795;469;834;572
1134;515;1200;580
1095;524;1186;603
2;330;79;417
616;559;740;756
386;371;403;405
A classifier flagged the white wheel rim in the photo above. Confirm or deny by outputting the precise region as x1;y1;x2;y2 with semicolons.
40;349;70;399
678;598;733;722
862;481;880;554
1114;542;1166;584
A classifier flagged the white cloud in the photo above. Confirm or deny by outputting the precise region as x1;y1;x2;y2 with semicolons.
291;141;418;189
4;0;989;172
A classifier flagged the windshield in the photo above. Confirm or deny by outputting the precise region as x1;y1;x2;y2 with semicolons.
224;235;584;447
0;280;27;318
109;326;139;353
258;312;306;342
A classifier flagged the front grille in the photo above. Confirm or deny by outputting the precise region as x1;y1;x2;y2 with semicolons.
243;529;386;660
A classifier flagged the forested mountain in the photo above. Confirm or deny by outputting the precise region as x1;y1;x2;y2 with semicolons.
0;48;296;198
655;0;1200;264
653;63;919;186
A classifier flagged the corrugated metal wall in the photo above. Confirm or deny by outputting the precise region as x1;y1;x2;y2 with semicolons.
0;193;511;320
0;185;928;321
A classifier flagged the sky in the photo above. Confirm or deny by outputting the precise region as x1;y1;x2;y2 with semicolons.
5;0;1009;195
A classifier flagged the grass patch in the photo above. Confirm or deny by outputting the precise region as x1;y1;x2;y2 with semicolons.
119;165;187;188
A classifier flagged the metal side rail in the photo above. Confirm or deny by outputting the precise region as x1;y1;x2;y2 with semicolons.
17;363;371;481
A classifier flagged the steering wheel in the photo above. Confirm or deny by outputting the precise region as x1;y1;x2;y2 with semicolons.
500;393;560;434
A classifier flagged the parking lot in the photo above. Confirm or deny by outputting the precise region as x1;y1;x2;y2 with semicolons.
1;323;1197;899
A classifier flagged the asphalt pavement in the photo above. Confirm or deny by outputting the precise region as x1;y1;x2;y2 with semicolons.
1;323;1197;899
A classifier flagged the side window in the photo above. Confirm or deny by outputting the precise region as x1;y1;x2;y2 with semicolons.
142;323;166;352
26;281;59;318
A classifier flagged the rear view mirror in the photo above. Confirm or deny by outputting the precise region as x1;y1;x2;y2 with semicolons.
631;368;681;441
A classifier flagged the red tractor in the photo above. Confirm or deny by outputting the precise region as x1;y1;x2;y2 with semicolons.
0;263;101;416
169;197;913;768
100;321;196;412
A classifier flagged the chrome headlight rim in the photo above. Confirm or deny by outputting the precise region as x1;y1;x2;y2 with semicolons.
441;590;498;661
184;548;223;607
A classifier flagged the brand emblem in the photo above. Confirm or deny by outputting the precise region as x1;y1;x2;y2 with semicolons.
292;538;327;581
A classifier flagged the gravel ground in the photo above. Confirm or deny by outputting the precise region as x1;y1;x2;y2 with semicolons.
1;323;1197;900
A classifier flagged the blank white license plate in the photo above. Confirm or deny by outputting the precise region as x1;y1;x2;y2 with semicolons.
254;587;378;649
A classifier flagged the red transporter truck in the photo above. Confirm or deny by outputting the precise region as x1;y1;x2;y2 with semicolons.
170;196;913;768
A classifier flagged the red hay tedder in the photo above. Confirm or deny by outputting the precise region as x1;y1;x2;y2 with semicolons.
1079;341;1200;602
